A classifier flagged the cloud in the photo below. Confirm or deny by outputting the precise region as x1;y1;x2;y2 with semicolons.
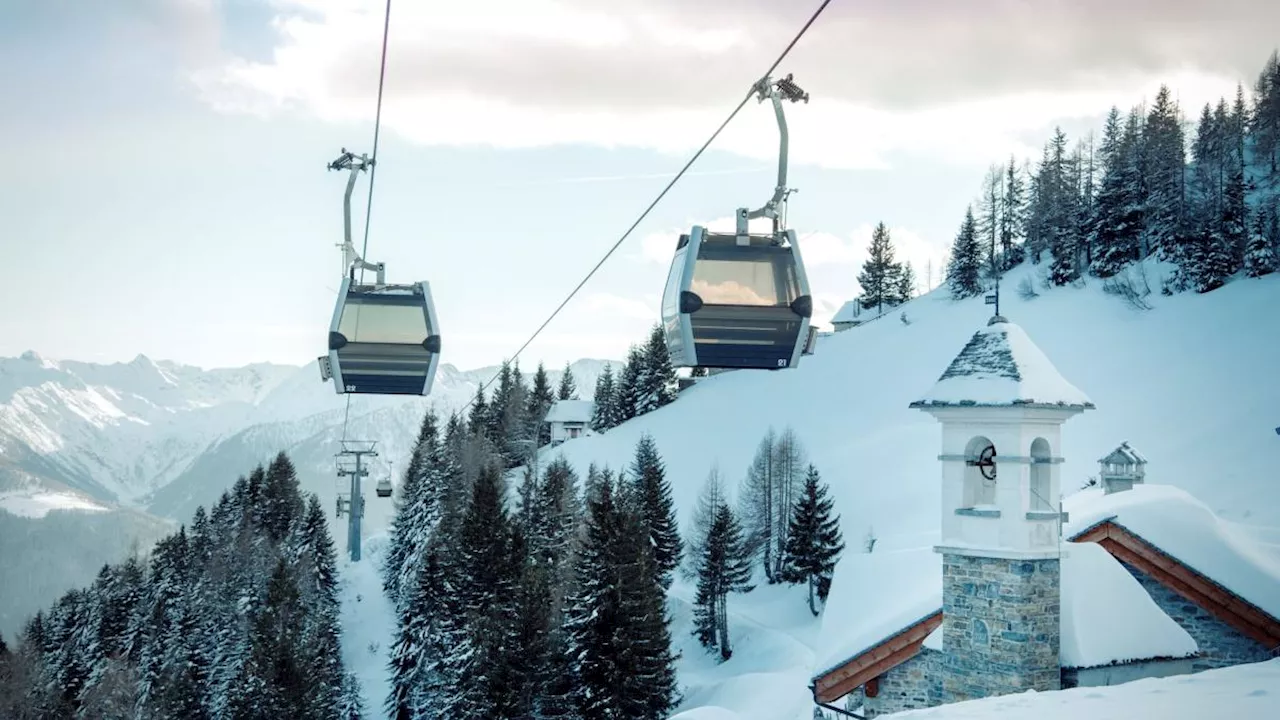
191;0;1267;167
583;292;659;322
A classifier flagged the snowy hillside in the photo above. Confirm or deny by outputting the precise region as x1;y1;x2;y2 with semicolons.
0;351;617;514
499;261;1279;719
537;262;1280;543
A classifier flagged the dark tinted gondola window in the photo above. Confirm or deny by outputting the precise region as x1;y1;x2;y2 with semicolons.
691;253;799;307
337;298;428;344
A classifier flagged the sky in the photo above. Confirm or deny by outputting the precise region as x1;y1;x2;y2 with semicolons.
1;0;1275;373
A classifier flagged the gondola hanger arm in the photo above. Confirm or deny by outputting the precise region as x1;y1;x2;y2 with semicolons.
327;149;386;285
736;73;809;243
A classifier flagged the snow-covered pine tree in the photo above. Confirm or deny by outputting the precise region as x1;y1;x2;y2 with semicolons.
857;222;898;315
262;451;304;544
590;364;616;432
467;384;488;435
692;502;753;661
558;361;578;400
298;493;344;718
1145;85;1188;263
382;409;439;604
1244;210;1278;277
566;470;624;719
445;462;524;719
616;344;646;423
528;361;556;448
498;361;533;469
1045;128;1083;286
527;456;583;718
243;558;310;717
1254;51;1280;181
780;465;846;616
946;206;983;299
629;433;683;589
895;261;917;304
1194;168;1247;292
976;164;1003;278
386;545;449;720
1090;107;1137;277
637;323;678;415
1000;156;1027;268
613;473;679;718
338;672;366;719
568;470;677;719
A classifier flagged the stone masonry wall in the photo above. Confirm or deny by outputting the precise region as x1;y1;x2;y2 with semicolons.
1117;560;1278;671
940;553;1061;703
863;648;943;718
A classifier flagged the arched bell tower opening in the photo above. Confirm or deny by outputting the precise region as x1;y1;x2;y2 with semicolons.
1029;437;1052;511
963;435;997;508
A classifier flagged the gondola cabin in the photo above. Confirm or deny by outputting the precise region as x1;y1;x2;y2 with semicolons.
375;477;393;498
320;276;441;395
661;225;813;370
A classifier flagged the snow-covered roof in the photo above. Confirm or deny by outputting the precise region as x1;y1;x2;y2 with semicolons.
910;316;1095;410
831;300;862;324
812;546;942;678
1065;484;1280;621
1098;441;1148;466
544;399;594;424
873;656;1280;720
1060;542;1197;667
812;541;1197;681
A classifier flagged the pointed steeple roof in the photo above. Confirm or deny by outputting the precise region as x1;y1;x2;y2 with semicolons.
909;316;1094;410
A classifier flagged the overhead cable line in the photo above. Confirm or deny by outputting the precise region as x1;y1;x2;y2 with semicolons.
460;0;835;414
341;0;394;442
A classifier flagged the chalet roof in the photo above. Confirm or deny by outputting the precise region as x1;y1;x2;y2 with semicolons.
910;316;1094;410
544;399;594;424
1099;441;1148;466
831;299;862;324
1065;484;1280;638
811;542;1198;703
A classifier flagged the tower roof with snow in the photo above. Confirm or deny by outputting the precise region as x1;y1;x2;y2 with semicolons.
909;316;1094;410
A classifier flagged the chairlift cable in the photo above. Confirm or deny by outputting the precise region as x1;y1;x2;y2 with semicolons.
342;0;394;443
459;0;834;414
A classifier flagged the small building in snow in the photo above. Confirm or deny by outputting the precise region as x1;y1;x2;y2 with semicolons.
1098;441;1147;494
830;300;864;332
545;399;594;446
809;315;1280;718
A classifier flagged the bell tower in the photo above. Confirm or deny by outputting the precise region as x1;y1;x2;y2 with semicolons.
910;315;1094;702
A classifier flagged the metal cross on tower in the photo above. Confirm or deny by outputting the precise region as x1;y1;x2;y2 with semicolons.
335;440;378;562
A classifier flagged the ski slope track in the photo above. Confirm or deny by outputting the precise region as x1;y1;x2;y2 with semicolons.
503;260;1280;719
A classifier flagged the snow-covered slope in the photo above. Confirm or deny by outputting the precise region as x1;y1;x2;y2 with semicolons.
507;260;1280;719
539;262;1280;546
